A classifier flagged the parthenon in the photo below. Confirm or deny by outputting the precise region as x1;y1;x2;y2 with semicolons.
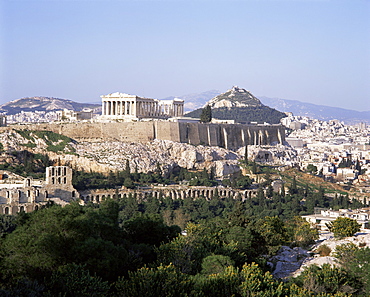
101;92;184;121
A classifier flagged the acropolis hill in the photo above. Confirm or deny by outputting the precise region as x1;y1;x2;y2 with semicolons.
5;121;285;150
0;88;286;150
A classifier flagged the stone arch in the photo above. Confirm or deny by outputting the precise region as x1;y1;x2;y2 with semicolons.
4;207;9;214
19;206;25;213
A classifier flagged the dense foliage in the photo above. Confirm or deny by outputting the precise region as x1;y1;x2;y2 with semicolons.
327;217;361;239
199;105;212;123
0;197;366;296
186;106;286;124
0;150;52;179
72;164;219;190
15;130;75;153
0;143;367;295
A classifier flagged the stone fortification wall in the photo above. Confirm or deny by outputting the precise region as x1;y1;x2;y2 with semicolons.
5;122;285;149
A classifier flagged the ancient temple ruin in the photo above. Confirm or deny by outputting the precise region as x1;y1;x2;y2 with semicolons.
101;92;184;121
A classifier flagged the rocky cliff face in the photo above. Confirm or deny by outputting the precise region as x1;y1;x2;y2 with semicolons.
206;86;262;109
70;139;241;178
0;129;242;178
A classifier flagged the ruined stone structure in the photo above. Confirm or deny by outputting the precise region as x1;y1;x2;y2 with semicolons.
2;166;368;213
101;92;184;121
6;121;285;150
56;109;93;121
79;186;259;204
0;166;79;215
0;165;261;214
0;115;7;127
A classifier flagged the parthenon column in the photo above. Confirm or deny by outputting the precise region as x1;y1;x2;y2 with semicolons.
133;101;137;116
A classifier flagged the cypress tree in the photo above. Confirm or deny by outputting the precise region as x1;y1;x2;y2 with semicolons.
200;105;212;123
244;144;248;164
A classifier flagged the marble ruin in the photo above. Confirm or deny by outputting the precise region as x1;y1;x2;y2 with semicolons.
101;92;184;121
0;166;79;215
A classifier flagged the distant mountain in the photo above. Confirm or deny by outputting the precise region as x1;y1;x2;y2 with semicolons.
186;86;286;124
173;89;370;124
0;97;101;115
206;86;262;108
259;97;370;124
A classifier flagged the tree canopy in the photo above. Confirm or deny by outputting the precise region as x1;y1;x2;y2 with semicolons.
327;217;361;238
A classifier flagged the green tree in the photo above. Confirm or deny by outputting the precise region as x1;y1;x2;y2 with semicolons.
334;243;370;294
244;145;249;164
124;176;135;189
289;176;298;195
200;105;212;123
122;214;180;247
123;159;131;179
286;216;319;248
46;263;110;297
240;262;287;297
327;217;360;239
200;254;235;275
256;216;289;255
252;161;258;174
115;264;193;297
193;266;241;297
293;264;361;295
0;202;128;283
306;164;318;175
0;214;18;238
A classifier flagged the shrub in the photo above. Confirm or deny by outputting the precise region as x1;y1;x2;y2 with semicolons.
327;217;361;239
316;244;331;256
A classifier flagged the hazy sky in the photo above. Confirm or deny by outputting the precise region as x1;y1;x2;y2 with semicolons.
1;0;369;111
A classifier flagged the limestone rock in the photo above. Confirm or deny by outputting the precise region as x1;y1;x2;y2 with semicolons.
206;86;262;109
0;129;243;178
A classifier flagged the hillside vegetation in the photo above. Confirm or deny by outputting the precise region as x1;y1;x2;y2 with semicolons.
187;105;286;124
186;86;286;124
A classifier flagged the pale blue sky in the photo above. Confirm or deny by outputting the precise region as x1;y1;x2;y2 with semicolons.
1;0;369;111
